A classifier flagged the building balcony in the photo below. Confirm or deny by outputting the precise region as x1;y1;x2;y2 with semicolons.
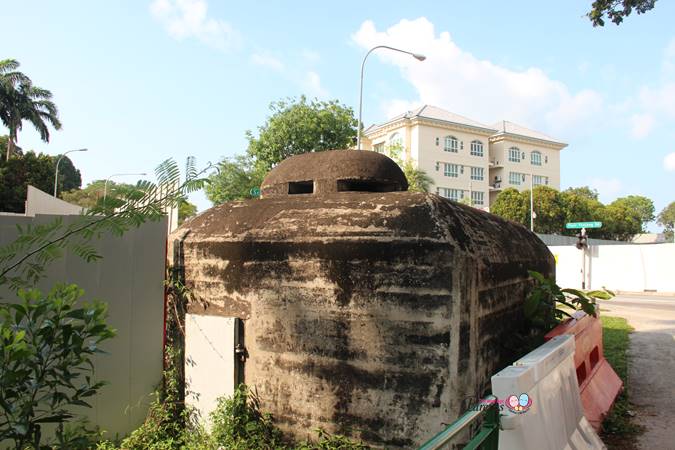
489;183;503;191
489;159;503;168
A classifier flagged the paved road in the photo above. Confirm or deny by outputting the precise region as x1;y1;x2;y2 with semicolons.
598;294;675;450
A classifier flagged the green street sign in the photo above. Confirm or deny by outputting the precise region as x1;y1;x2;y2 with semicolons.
565;221;602;229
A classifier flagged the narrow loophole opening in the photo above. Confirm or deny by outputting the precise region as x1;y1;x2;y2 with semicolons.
288;181;314;194
589;347;600;369
576;362;587;385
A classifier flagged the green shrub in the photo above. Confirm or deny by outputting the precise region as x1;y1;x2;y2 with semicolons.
210;385;285;450
0;284;115;449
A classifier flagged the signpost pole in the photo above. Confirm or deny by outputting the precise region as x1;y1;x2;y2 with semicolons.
581;228;586;289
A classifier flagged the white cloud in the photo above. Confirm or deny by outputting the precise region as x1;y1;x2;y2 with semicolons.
351;18;603;137
381;98;423;119
664;152;675;171
588;177;622;202
303;71;328;98
629;113;656;139
301;49;321;63
250;53;284;72
150;0;240;51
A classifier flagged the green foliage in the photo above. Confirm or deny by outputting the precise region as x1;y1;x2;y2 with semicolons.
0;284;115;449
384;143;433;193
206;155;264;205
207;96;357;204
525;271;614;331
247;96;358;172
588;0;657;26
0;136;82;213
0;59;62;161
178;199;198;225
61;180;133;209
600;316;644;446
491;186;647;240
608;195;654;231
99;383;369;450
490;188;528;223
657;201;675;240
209;385;285;450
117;366;207;450
0;157;211;292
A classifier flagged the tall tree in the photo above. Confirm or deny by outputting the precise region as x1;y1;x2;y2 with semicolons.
657;201;675;241
0;59;61;161
208;96;358;204
588;0;658;26
560;186;604;237
206;155;264;205
609;195;655;231
247;96;357;172
491;188;528;225
530;186;566;234
598;202;642;241
0;137;82;213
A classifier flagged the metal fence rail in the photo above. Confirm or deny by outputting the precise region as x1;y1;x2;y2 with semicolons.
418;395;500;450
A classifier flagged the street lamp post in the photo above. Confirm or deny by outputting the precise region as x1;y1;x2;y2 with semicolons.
530;173;534;232
54;148;88;197
103;172;147;203
357;45;426;150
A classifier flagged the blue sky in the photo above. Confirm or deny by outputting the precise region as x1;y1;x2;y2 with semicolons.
3;1;674;230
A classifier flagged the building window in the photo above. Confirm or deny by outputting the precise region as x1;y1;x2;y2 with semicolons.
533;175;549;186
531;151;542;166
509;172;523;185
373;143;384;153
470;140;484;157
389;132;402;147
444;136;458;153
438;187;464;201
471;191;484;206
444;163;459;178
508;147;520;162
470;167;484;181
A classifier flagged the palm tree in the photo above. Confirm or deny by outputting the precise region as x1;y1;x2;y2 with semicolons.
0;59;61;161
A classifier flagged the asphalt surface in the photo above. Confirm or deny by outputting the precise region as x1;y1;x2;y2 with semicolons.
598;294;675;450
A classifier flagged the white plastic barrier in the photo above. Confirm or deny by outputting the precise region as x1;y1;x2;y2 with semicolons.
491;335;606;450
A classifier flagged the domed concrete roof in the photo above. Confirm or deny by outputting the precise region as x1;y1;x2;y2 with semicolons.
261;149;408;197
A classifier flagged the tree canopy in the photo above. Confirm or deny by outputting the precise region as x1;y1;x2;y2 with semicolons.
0;136;82;213
0;59;61;161
490;186;647;241
657;201;675;241
247;96;358;172
208;96;361;205
588;0;658;26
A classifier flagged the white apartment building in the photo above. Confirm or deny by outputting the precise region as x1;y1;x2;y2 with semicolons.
362;105;567;210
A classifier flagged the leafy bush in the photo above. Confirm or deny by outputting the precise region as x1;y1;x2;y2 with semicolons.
0;284;115;449
525;270;614;330
209;385;285;450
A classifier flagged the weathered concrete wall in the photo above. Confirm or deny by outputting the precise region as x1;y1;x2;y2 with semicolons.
176;190;553;448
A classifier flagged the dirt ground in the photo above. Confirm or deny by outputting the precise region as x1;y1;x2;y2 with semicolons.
599;294;675;450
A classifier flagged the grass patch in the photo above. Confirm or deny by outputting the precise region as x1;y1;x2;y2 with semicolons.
600;316;643;449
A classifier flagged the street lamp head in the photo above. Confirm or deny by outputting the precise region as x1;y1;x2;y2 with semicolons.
412;53;426;61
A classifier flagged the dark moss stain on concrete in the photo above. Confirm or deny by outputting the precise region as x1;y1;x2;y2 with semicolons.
173;150;555;448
